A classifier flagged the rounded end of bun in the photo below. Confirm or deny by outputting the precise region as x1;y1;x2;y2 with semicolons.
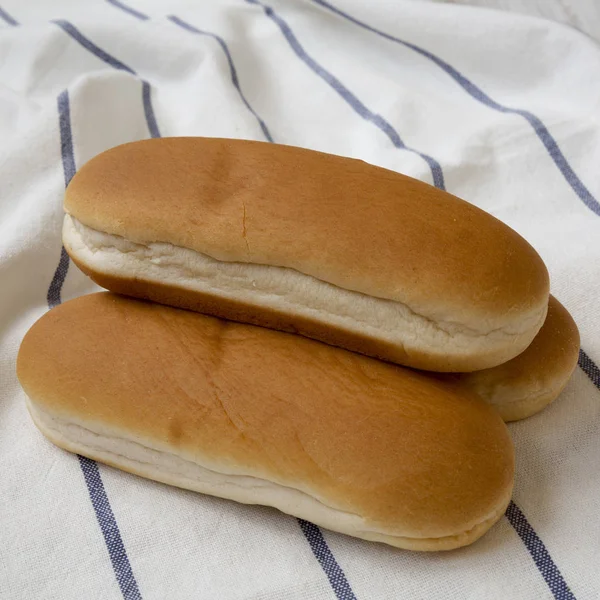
458;295;580;421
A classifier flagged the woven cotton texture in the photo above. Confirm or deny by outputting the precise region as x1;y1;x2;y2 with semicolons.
1;1;599;599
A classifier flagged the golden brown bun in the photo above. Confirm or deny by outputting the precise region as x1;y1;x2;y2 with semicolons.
453;296;580;421
63;137;549;372
17;293;514;551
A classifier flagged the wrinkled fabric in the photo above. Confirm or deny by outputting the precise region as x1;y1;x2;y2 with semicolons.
1;1;599;599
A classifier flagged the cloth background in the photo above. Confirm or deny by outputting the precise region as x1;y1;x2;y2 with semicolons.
1;1;600;598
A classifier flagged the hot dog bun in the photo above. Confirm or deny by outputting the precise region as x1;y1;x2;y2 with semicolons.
17;293;514;551
62;137;549;372
454;295;580;421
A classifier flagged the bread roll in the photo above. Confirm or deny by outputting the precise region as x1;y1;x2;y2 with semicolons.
453;295;580;422
17;293;514;551
62;137;549;372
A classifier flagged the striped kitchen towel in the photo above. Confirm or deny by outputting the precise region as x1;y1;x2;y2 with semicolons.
1;1;599;598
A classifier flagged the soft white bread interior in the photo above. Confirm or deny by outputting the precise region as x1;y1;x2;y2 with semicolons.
17;293;514;551
63;137;550;372
453;295;580;422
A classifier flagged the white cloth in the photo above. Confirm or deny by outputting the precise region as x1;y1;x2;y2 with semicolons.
1;1;600;598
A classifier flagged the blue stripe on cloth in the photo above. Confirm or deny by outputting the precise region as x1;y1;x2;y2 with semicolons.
141;80;160;138
47;90;75;308
53;90;143;600
245;0;445;190
310;0;600;216
578;349;600;390
106;0;149;21
167;15;274;142
0;5;18;25
298;520;357;600
505;502;575;600
58;89;76;188
54;19;160;138
47;245;70;308
78;457;143;600
54;19;135;74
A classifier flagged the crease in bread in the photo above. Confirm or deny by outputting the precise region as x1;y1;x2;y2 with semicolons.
63;214;547;373
17;293;515;551
62;137;550;372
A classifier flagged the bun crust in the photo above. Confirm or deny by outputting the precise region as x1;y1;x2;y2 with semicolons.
455;296;580;421
17;293;514;551
63;138;549;372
